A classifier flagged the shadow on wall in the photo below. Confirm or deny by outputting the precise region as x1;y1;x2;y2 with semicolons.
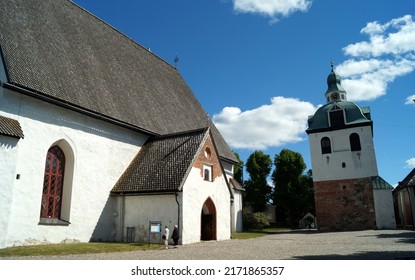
0;137;18;149
90;196;116;242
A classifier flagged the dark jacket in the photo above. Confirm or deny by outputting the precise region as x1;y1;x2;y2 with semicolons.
172;227;179;240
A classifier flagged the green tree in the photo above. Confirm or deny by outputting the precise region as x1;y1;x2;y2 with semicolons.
244;150;272;212
272;149;314;227
232;151;244;184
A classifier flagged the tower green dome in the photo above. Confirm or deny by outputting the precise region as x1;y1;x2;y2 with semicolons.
306;101;372;132
306;65;372;133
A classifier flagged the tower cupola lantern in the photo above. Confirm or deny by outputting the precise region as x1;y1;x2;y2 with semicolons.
325;62;347;103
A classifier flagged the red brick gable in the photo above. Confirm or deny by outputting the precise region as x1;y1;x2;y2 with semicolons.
193;134;223;181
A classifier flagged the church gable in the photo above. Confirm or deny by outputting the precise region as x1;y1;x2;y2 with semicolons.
192;133;224;183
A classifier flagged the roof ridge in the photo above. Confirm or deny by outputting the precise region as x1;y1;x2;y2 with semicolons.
67;0;177;71
152;127;209;140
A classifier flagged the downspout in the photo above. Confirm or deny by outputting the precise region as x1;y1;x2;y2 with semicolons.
230;198;235;233
175;192;180;243
175;192;180;228
121;194;125;242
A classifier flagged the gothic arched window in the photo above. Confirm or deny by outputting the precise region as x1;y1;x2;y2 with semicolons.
350;133;361;151
321;137;332;154
40;146;65;219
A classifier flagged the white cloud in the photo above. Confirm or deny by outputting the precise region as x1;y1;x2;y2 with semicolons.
344;15;415;57
336;58;415;101
233;0;312;22
212;96;317;150
406;157;415;168
405;94;415;105
337;15;415;102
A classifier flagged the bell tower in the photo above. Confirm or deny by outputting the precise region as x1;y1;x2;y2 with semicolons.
306;66;396;231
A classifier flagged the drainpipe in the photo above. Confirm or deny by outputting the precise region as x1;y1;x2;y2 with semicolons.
121;194;125;242
230;198;235;233
175;192;180;231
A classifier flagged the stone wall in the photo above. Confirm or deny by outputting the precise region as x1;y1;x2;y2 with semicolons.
314;177;377;231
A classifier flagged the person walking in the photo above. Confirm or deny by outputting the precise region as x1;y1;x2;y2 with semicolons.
163;226;169;249
172;225;179;248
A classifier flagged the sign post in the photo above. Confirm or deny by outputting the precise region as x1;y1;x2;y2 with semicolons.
149;221;161;245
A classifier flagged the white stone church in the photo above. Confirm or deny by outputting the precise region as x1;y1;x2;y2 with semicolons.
0;0;243;248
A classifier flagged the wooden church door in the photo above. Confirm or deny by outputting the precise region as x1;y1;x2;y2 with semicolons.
201;197;216;241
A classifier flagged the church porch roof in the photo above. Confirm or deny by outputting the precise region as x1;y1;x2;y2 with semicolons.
0;115;24;139
111;128;209;194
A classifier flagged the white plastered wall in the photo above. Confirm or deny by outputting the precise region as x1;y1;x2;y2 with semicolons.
181;167;231;244
115;166;232;245
0;88;147;248
115;194;180;244
0;133;20;249
222;160;243;233
373;189;397;229
309;126;379;182
232;189;244;232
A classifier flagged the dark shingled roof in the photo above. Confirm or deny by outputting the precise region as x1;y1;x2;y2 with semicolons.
0;0;237;162
393;168;415;194
0;115;24;138
112;129;208;194
229;178;245;191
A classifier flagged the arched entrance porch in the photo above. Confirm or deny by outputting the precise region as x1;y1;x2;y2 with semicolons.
200;197;216;241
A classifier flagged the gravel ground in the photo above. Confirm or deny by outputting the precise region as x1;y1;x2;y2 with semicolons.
3;229;415;260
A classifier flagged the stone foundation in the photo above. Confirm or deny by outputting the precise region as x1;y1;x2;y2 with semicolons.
314;177;377;231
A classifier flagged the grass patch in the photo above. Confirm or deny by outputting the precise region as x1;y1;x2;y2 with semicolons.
2;228;297;257
231;232;267;239
0;242;163;257
231;227;296;240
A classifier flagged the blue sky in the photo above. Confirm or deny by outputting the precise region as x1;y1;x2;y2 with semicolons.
72;0;415;186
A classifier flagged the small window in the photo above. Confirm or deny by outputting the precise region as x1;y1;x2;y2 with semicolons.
204;147;211;159
321;137;332;154
203;164;213;181
350;133;361;151
329;109;345;128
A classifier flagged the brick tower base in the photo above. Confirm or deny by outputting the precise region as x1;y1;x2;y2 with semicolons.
314;177;377;231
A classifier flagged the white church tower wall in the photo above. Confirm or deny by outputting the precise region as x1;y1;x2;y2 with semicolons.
309;126;379;182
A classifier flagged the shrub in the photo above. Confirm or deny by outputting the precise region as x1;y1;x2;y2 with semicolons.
243;212;270;230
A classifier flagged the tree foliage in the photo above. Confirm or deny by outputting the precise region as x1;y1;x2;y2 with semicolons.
272;149;314;227
232;151;244;184
243;150;272;213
